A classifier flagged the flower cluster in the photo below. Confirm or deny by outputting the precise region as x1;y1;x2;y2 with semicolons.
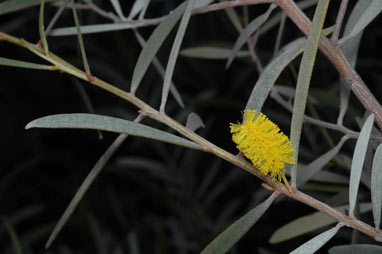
230;110;295;181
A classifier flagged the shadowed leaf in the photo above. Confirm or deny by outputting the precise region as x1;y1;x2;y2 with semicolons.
337;0;369;125
160;0;195;112
45;134;128;248
349;114;374;216
181;46;248;60
194;0;215;8
329;244;382;254
274;85;319;105
130;1;187;93
269;203;371;244
371;144;382;229
50;23;142;36
226;4;276;68
245;38;305;111
110;0;126;20
186;112;205;132
270;207;343;244
202;193;276;254
39;0;48;55
223;3;243;33
297;136;348;186
0;0;57;15
290;224;341;254
2;217;22;254
134;31;185;108
128;0;149;19
345;1;382;41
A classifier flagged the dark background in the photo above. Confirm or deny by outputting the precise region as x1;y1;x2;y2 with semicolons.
1;0;382;253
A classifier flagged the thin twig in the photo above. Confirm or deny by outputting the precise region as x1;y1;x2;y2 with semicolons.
70;0;93;81
45;0;69;35
247;31;263;73
331;0;349;41
273;12;286;57
80;0;121;23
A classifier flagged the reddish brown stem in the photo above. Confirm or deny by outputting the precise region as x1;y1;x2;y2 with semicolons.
86;71;95;83
331;0;348;41
276;0;382;128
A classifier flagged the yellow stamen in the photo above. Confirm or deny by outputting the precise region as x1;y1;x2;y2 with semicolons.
230;110;295;181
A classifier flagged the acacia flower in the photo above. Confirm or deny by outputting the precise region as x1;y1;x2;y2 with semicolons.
230;109;295;181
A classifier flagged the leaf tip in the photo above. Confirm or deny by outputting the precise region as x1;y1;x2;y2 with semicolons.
25;122;34;130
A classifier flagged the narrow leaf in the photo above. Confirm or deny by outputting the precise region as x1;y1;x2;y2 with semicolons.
290;224;342;254
274;85;319;105
345;1;382;41
45;134;128;249
160;0;195;113
270;206;344;244
39;0;49;55
194;0;215;9
186;112;205;132
289;0;330;187
181;46;248;60
0;0;58;15
70;0;91;76
329;244;382;254
226;4;276;68
110;0;126;20
50;23;139;36
349;114;375;216
371;144;382;230
196;159;221;200
2;217;23;254
308;170;348;185
128;0;149;19
273;12;286;57
245;38;305;111
201;193;277;254
269;203;372;244
223;4;243;33
297;136;348;187
72;78;103;139
45;1;69;35
48;0;208;37
0;57;56;70
337;0;368;125
130;2;187;93
26;113;203;150
259;0;318;35
134;31;184;108
87;214;107;254
128;231;140;254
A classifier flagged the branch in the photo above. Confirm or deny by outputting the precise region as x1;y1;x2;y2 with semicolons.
275;0;382;128
73;0;382;129
270;88;382;142
331;0;348;41
2;32;382;242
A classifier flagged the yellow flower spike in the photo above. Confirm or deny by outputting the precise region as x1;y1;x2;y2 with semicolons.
230;109;295;181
